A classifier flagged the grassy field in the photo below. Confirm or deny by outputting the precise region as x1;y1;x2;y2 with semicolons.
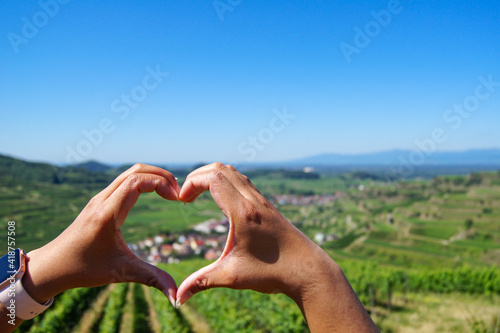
375;292;500;332
276;172;500;270
122;193;222;244
2;155;500;332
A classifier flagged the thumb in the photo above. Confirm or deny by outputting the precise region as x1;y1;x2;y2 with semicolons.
176;260;233;307
124;257;178;308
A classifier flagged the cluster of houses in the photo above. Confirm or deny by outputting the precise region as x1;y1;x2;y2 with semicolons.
129;218;230;264
272;192;343;206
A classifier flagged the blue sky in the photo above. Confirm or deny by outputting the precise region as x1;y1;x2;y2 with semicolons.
1;0;499;164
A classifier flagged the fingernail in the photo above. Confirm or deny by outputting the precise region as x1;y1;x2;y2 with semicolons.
163;290;176;309
176;290;193;308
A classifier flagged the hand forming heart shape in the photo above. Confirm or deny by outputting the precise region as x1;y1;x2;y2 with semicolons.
21;163;379;333
25;162;315;306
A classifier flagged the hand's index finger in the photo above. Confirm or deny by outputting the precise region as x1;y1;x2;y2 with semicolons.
106;173;179;225
179;172;211;203
180;163;257;201
99;163;180;201
179;163;247;219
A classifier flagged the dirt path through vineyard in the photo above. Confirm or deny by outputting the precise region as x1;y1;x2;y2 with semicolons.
179;304;213;333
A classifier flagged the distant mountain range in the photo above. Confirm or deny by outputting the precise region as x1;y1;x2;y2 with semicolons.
1;148;499;180
73;160;114;172
288;148;500;166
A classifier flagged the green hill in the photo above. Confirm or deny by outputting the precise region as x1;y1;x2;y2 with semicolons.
72;160;113;173
0;154;63;184
0;154;115;187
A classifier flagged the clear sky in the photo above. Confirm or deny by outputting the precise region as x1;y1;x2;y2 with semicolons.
1;0;499;165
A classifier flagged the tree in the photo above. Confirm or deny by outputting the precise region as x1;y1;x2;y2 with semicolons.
465;218;474;230
465;173;483;187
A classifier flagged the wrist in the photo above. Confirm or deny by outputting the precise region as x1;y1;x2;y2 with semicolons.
0;249;55;321
280;228;341;302
298;256;342;301
293;256;341;303
23;248;63;303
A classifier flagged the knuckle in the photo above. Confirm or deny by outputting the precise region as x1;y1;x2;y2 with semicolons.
259;196;273;209
125;173;140;188
194;278;211;292
86;196;98;208
241;201;262;224
131;163;145;171
211;162;226;171
146;276;160;288
210;169;226;184
85;197;106;218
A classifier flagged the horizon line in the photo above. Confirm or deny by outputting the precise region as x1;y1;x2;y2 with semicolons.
2;146;500;167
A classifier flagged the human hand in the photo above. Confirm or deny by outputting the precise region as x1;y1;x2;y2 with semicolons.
23;164;181;306
176;163;379;332
176;162;331;302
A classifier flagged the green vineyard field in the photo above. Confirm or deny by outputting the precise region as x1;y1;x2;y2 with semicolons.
13;260;500;333
2;156;500;332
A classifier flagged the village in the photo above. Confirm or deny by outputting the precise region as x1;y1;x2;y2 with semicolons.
129;193;342;264
129;218;230;264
